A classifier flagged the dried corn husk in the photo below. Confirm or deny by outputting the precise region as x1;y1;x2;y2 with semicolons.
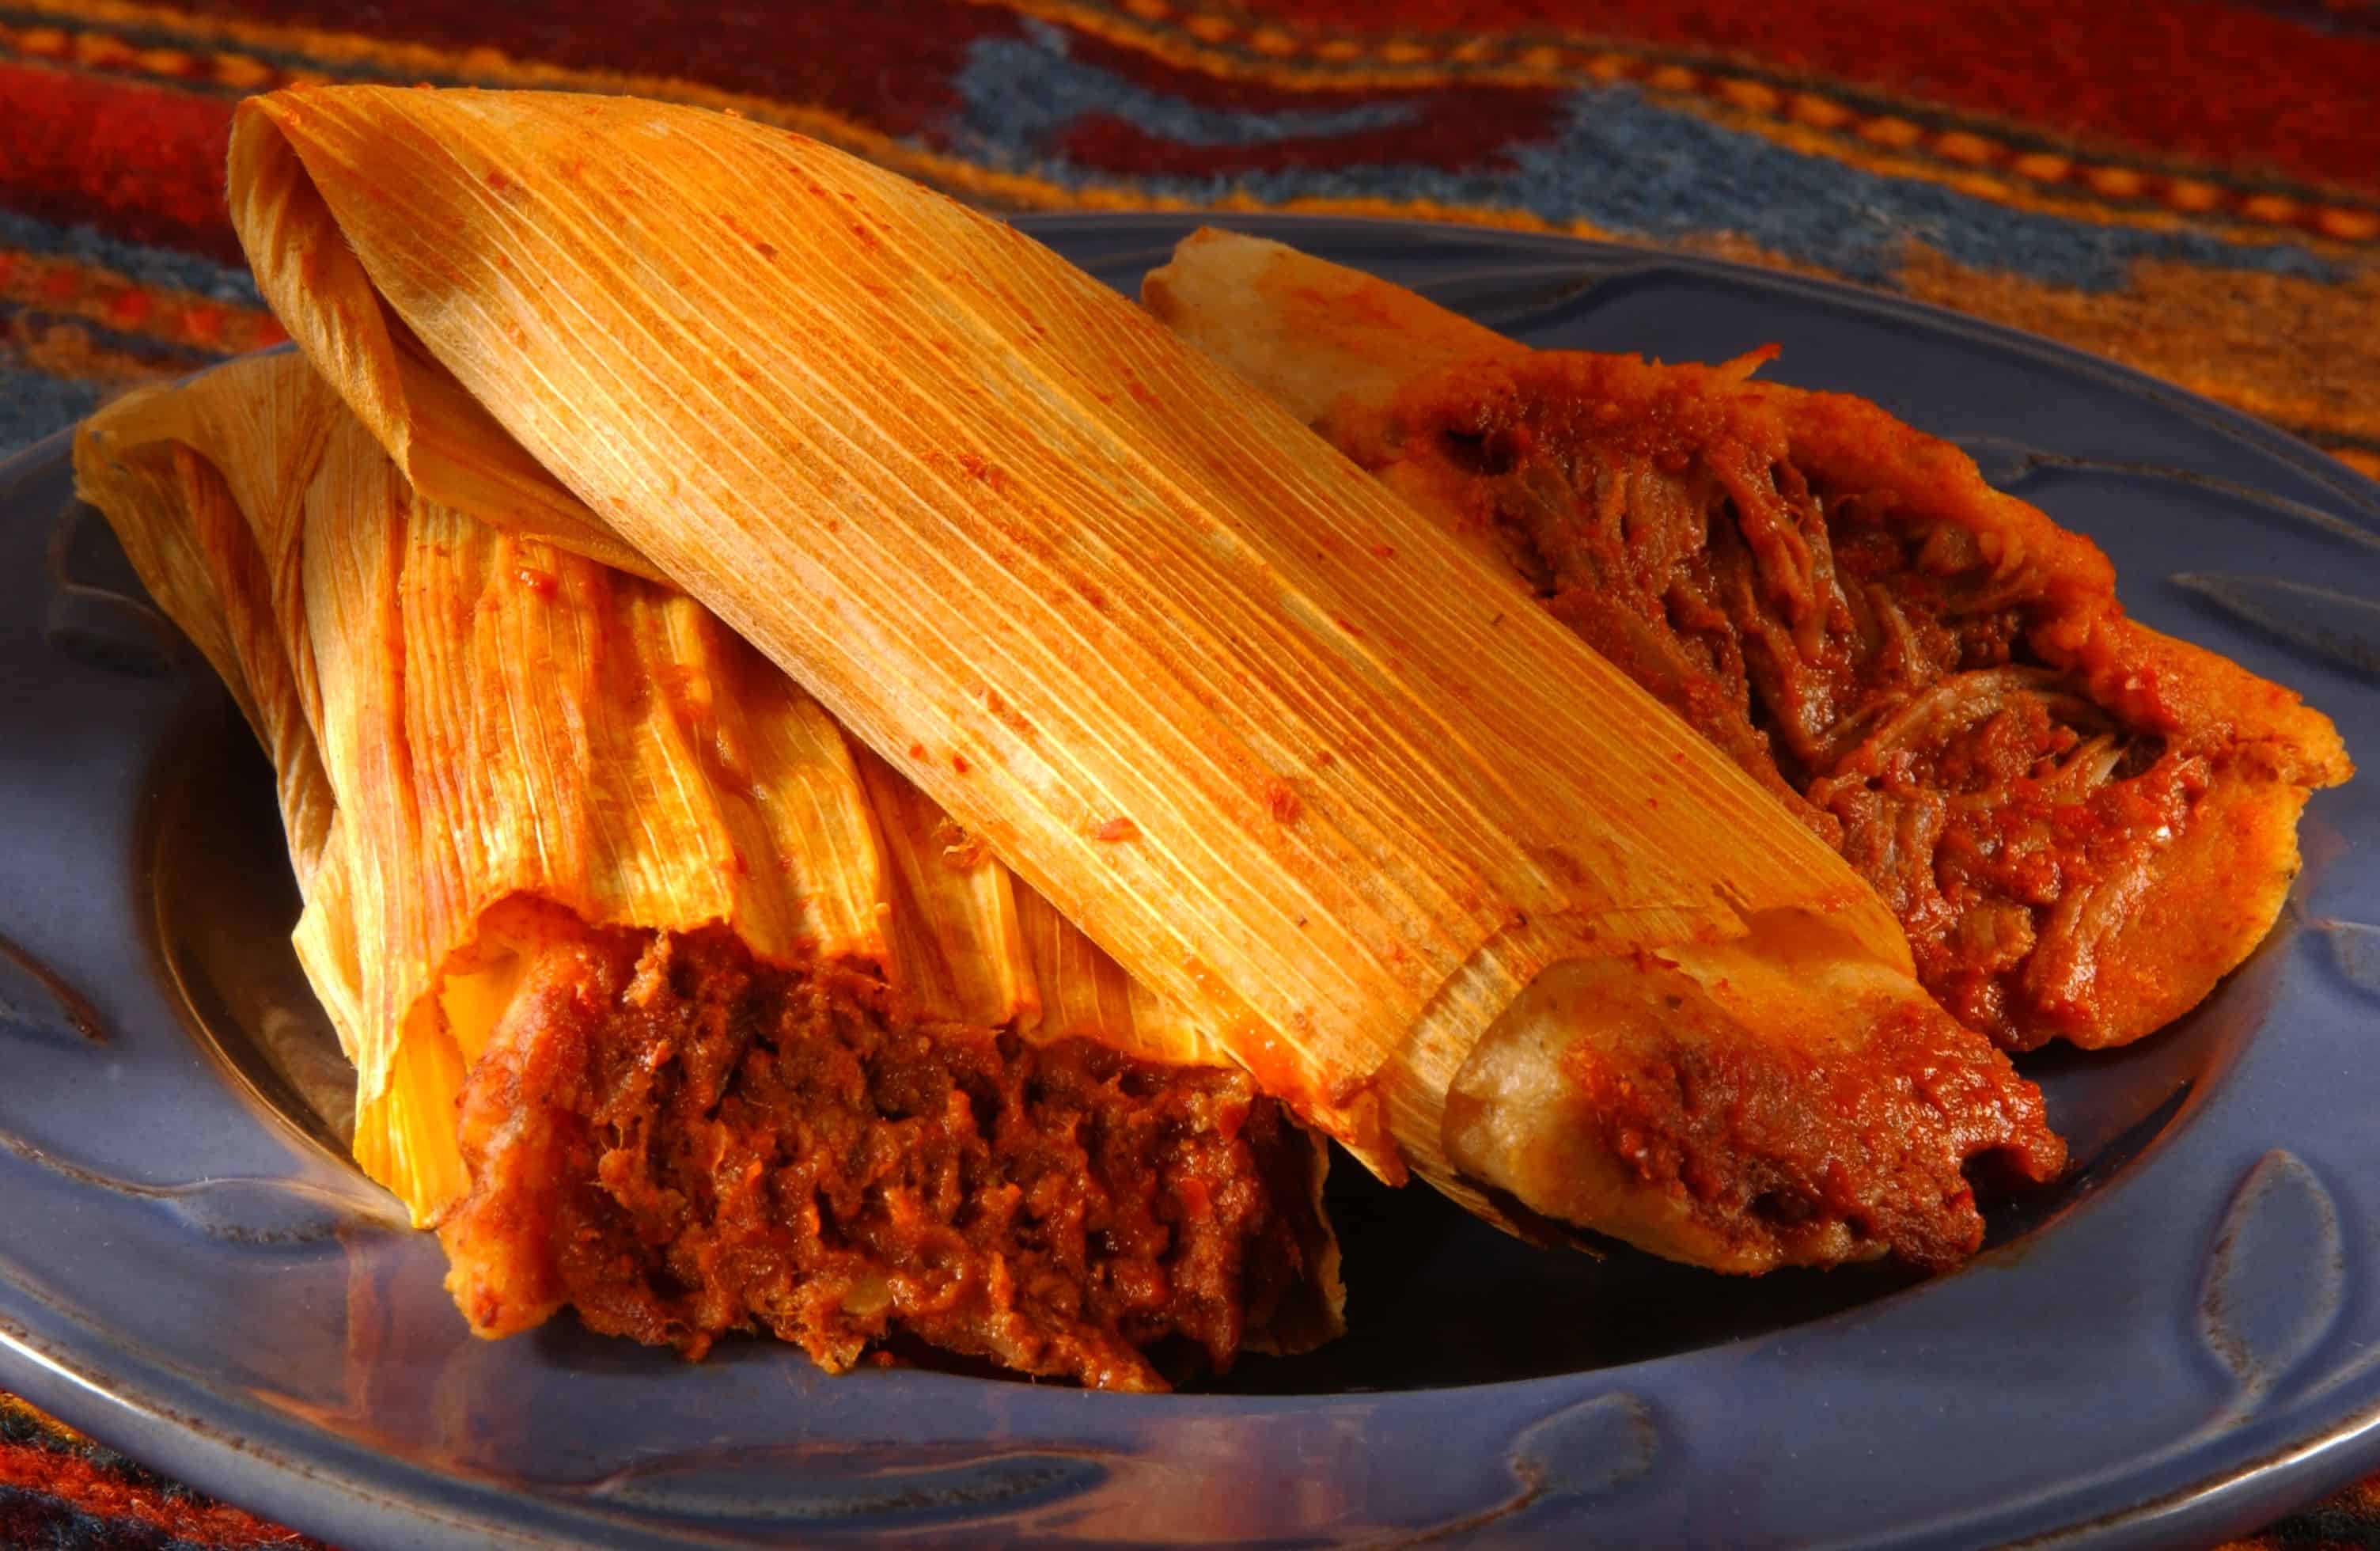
74;354;1276;1249
225;86;1927;1215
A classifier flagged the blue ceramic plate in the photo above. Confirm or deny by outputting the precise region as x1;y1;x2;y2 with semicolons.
3;214;2377;1549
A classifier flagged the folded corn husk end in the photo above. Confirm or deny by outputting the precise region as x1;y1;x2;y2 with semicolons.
80;348;1338;1288
78;353;904;1223
228;100;667;586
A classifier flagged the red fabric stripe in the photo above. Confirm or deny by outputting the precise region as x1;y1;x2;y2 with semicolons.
0;1436;325;1547
164;0;1021;138
1051;30;1570;173
1060;23;1537;116
0;63;239;260
1237;0;2380;194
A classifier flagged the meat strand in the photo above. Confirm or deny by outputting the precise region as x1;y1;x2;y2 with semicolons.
438;926;1325;1390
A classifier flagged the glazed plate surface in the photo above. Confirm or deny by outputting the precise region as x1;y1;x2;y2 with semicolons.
2;214;2378;1549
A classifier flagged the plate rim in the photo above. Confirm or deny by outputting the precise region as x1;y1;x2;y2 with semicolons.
3;210;2377;1549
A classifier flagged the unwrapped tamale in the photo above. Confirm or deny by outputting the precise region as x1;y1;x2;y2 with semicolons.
221;84;2067;1276
76;352;1340;1390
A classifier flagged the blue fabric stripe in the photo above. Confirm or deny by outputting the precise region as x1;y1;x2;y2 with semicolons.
945;31;2343;293
0;208;259;306
0;213;253;456
0;366;105;459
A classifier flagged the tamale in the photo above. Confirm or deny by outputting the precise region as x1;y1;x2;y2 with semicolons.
75;353;1341;1391
1143;229;2352;1053
224;84;2063;1276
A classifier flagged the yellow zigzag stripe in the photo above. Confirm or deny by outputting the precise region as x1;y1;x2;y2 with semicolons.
0;6;1134;207
964;0;2380;245
0;3;1622;231
6;0;2376;252
1695;101;2372;254
9;0;2370;254
4;317;194;384
9;0;2380;465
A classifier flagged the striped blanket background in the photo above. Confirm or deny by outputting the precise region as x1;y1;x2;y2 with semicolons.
2;2;2376;1545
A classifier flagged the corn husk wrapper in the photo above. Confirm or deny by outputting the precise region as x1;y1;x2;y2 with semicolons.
225;85;1916;1204
74;353;1265;1234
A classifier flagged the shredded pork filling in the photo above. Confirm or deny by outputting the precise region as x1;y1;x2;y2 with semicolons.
437;926;1325;1392
1433;366;2204;1051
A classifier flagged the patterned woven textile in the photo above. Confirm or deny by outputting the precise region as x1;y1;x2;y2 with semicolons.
2;2;2374;1545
